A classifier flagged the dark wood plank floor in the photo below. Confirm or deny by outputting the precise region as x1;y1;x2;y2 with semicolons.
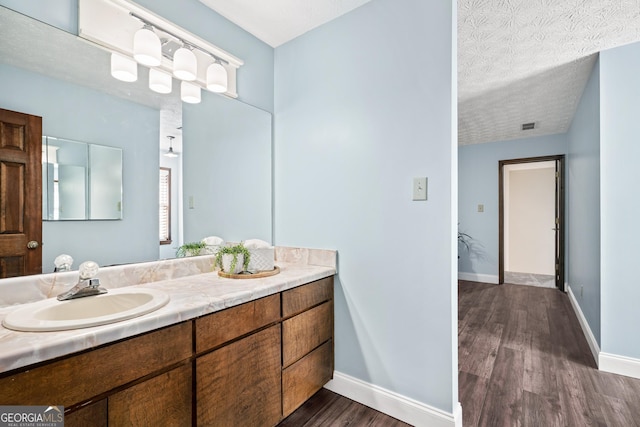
278;388;410;427
280;281;640;426
459;280;640;427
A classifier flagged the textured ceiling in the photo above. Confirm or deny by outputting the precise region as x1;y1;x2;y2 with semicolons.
459;0;640;145
198;0;372;47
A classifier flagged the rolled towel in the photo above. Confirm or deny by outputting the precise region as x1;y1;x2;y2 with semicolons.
202;236;225;246
244;239;271;249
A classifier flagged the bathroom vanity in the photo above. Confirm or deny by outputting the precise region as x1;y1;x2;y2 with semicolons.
0;247;335;426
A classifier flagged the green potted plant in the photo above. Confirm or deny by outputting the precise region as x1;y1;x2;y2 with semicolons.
176;241;208;258
215;243;251;274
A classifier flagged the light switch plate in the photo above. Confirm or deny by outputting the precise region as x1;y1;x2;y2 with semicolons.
413;177;428;201
478;204;484;212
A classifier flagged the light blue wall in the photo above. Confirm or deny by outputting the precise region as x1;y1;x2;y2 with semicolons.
566;59;601;345
600;42;640;359
0;63;159;272
275;0;457;413
458;135;567;278
0;0;274;112
182;92;272;244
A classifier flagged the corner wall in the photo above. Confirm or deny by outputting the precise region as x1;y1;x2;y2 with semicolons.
566;58;601;353
600;42;640;368
274;0;459;423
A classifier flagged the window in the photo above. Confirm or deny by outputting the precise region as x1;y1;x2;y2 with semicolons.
159;167;171;245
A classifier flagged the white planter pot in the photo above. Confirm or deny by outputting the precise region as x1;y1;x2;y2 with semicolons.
221;253;244;274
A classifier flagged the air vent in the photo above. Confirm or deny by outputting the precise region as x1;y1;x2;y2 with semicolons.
522;122;536;131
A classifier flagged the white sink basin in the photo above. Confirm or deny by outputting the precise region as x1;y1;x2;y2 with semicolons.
2;288;169;332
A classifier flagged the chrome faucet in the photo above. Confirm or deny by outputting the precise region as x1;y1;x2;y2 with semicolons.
57;261;107;301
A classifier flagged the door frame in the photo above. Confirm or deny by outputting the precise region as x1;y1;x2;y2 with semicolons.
498;155;565;290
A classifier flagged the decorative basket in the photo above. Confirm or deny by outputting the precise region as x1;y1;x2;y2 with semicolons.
221;253;244;274
247;247;274;273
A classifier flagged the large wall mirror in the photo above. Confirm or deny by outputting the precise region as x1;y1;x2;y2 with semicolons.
43;136;123;220
0;5;273;276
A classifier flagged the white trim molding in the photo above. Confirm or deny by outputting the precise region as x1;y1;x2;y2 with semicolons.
600;353;640;380
324;371;462;427
458;272;499;284
567;285;600;366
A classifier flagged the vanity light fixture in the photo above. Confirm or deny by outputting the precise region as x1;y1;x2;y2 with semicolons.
110;52;137;82
165;136;178;157
173;44;197;81
149;68;172;94
133;24;161;66
206;59;228;93
84;1;243;103
181;81;201;104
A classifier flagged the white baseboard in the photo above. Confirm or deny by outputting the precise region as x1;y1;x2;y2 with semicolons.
458;272;499;284
599;352;640;380
324;371;462;427
567;285;600;366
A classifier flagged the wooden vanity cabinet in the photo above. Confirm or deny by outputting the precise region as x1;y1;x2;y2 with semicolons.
195;294;281;427
0;322;192;427
0;276;334;426
281;277;334;417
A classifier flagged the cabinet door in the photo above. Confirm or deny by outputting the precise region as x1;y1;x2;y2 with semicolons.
65;399;107;427
197;325;281;427
282;301;333;367
282;341;333;417
108;363;192;427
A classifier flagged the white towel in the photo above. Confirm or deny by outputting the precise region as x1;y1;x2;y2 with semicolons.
202;236;225;246
243;239;271;249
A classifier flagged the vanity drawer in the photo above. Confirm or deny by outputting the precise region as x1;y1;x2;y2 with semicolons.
282;301;333;367
282;340;333;417
195;293;280;353
0;322;191;407
282;276;333;318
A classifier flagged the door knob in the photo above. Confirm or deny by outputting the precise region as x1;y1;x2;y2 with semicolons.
27;241;39;249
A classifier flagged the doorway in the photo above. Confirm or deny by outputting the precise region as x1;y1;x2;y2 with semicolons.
0;108;42;278
499;155;565;291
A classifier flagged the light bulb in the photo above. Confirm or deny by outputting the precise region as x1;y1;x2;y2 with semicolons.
133;27;161;66
110;53;137;82
181;81;201;104
173;47;197;81
206;62;228;93
149;68;172;94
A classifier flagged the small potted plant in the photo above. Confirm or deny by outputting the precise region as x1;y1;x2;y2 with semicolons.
215;243;251;274
176;241;208;258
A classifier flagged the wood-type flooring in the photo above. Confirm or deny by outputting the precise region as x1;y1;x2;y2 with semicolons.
278;388;410;426
459;280;640;427
281;281;640;426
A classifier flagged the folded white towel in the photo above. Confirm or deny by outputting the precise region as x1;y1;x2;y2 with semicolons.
243;239;271;249
202;236;225;246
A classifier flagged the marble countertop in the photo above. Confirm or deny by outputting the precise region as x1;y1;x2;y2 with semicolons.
0;261;335;374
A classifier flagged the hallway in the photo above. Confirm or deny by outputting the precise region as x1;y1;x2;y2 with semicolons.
459;281;640;426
